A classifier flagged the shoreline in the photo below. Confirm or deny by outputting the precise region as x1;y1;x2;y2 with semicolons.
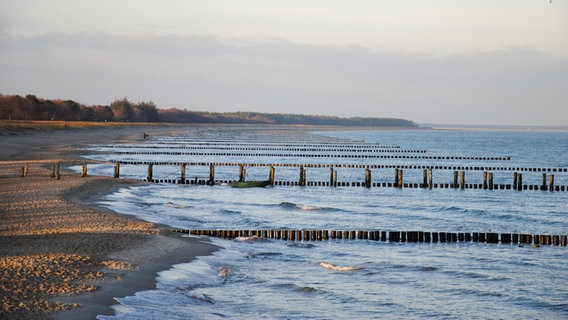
54;176;219;320
0;125;218;319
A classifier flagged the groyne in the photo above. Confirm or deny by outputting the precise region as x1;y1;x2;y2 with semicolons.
173;229;567;247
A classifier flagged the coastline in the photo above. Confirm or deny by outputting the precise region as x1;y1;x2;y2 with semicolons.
0;124;218;319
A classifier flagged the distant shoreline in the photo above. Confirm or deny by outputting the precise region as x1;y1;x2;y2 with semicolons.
422;123;568;132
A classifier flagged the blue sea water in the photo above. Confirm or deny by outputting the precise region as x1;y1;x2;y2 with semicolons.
81;127;568;319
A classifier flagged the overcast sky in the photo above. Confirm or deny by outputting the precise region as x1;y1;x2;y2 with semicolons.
1;0;567;126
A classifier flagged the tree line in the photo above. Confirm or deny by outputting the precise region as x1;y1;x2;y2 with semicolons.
0;94;417;128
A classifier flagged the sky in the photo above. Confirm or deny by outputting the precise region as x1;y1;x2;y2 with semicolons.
1;0;567;126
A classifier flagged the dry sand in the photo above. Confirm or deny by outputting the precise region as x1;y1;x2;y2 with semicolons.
0;123;217;320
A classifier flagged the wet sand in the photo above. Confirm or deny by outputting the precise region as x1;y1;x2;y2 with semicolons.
0;123;218;319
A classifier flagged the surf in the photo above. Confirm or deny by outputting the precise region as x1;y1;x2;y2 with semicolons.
319;262;362;272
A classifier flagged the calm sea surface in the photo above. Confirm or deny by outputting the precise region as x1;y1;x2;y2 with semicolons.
80;127;568;319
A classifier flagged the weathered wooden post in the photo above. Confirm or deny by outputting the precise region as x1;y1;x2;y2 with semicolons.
453;171;458;188
114;163;120;178
518;173;523;191
513;172;518;190
147;164;153;181
269;166;275;186
239;164;245;182
81;164;87;177
394;168;399;188
333;170;338;187
423;169;428;188
181;163;186;181
428;168;433;189
364;168;371;188
397;169;403;188
299;165;306;186
483;170;488;189
460;171;465;189
55;164;60;180
541;173;547;191
51;165;56;178
549;174;554;192
24;163;29;177
209;164;215;184
488;172;494;190
329;167;334;186
20;166;25;177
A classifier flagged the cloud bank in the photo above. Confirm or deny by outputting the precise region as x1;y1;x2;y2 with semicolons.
1;32;566;125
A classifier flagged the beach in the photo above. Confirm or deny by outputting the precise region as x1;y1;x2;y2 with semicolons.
0;122;217;320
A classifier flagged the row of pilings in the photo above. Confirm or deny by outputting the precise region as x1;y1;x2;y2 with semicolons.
173;229;567;246
119;162;567;192
113;161;568;172
110;151;512;160
11;162;566;192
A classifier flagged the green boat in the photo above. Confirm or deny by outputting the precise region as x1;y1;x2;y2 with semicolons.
231;180;271;188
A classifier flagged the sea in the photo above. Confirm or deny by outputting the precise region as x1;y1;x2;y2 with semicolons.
77;126;568;319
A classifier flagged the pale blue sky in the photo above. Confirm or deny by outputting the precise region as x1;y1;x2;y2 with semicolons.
1;0;567;125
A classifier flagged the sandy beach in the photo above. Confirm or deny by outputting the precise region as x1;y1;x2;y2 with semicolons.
0;122;218;320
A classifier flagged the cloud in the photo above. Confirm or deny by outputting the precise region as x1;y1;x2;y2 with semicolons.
0;32;567;125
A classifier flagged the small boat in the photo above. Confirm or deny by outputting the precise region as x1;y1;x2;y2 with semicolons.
231;180;271;188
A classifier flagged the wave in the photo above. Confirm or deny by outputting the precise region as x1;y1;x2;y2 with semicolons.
164;202;190;209
217;266;230;284
286;242;316;249
235;236;265;242
245;252;283;259
217;209;241;215
274;283;320;295
279;201;340;211
190;292;216;304
319;262;362;272
440;205;487;215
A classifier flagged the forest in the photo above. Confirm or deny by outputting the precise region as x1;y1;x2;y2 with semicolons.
0;94;418;128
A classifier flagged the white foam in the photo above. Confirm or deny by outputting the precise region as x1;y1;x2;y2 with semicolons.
319;262;362;272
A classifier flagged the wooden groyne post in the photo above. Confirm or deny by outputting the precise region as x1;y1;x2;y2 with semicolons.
299;165;306;186
181;163;186;181
209;164;215;185
81;164;87;177
51;164;61;180
460;171;465;190
147;164;153;181
269;166;275;185
329;167;334;186
394;168;399;188
453;171;458;189
114;163;120;178
365;168;371;188
550;174;554;192
333;169;338;187
239;164;245;182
